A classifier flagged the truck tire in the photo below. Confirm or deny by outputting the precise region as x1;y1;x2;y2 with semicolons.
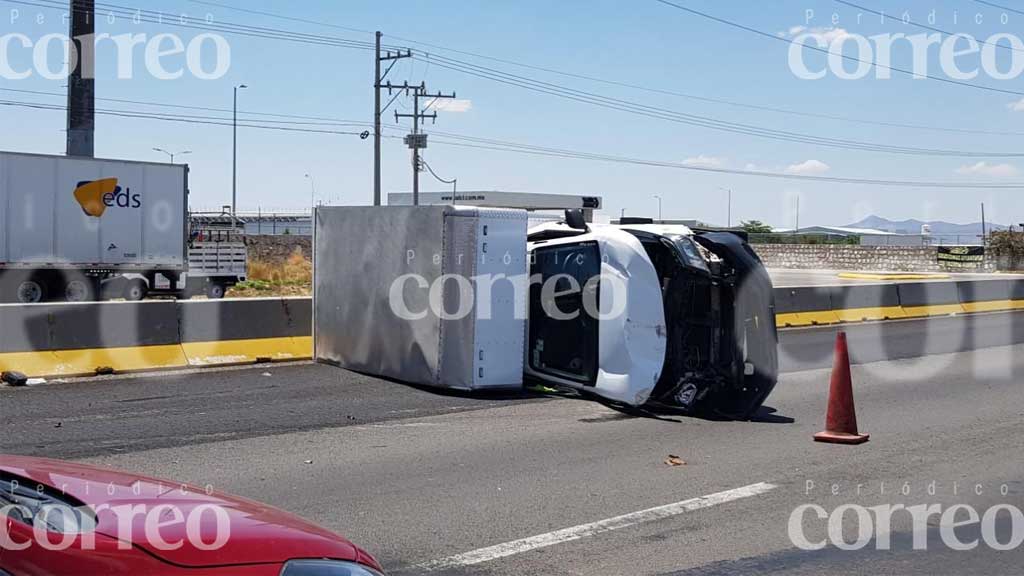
123;279;148;301
206;283;226;300
62;273;97;302
15;277;46;303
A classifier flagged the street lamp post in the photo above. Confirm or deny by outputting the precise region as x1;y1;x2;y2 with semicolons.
654;194;662;222
305;173;317;209
717;187;732;228
232;84;248;235
153;148;191;164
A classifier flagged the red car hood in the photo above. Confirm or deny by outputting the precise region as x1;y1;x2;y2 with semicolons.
0;456;373;569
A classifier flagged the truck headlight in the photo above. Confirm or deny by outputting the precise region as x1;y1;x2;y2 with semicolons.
280;560;385;576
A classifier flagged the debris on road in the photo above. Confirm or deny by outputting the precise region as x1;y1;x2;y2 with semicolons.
664;455;686;467
1;371;28;387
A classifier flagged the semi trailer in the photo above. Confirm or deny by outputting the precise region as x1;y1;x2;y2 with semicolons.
0;150;244;303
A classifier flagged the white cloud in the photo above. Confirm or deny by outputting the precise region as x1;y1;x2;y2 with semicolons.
425;98;472;113
1007;98;1024;112
744;163;759;171
955;161;1020;177
784;159;831;175
681;155;725;168
783;26;850;44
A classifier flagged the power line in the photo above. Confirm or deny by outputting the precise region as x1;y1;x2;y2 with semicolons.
651;0;1024;96
837;0;1024;54
0;99;374;136
50;0;1012;140
8;95;1016;191
415;52;1024;157
4;0;378;51
183;0;376;36
423;132;1024;189
974;0;1024;18
0;87;372;126
31;0;1014;147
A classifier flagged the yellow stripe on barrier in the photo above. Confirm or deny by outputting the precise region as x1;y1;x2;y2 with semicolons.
961;301;1015;314
901;304;966;318
834;306;907;323
181;337;311;367
838;272;950;281
54;345;189;374
775;313;804;328
0;351;65;377
0;345;188;378
798;311;841;326
0;338;314;379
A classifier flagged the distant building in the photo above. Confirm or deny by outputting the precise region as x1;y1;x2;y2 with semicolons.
388;191;602;222
771;225;980;246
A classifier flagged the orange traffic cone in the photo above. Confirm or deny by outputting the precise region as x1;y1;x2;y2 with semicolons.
814;332;869;445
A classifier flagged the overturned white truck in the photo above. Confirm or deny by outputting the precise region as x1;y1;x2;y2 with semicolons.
314;206;777;419
525;214;778;419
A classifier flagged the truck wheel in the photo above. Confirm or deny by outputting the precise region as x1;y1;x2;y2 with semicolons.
16;279;45;303
206;283;226;300
123;279;148;301
63;275;96;302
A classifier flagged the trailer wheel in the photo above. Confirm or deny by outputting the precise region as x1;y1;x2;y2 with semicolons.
63;275;97;302
16;278;45;303
123;279;148;301
206;283;226;300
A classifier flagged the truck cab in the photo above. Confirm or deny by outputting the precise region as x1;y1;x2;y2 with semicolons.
526;215;778;419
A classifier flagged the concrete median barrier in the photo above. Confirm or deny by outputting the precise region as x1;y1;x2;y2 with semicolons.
899;282;966;318
1;278;1020;380
957;280;1015;313
0;298;313;378
179;298;311;366
829;284;905;322
773;287;837;327
0;301;187;376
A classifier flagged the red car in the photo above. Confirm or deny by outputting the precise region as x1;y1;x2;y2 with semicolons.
0;456;384;575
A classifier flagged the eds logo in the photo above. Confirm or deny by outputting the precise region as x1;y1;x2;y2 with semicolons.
73;178;141;217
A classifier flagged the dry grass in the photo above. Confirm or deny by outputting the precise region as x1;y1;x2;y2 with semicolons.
228;248;312;297
248;248;312;284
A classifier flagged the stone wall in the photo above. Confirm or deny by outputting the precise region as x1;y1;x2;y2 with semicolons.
244;235;1004;272
751;244;997;272
245;235;311;264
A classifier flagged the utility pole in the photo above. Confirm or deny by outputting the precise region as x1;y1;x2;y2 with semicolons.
67;0;95;157
374;33;411;206
981;203;987;242
232;84;247;235
396;83;456;206
653;195;662;221
795;195;801;233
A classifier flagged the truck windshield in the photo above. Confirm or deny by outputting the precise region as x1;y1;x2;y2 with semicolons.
528;241;601;385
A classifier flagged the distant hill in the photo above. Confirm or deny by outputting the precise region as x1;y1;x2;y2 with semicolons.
845;215;1007;236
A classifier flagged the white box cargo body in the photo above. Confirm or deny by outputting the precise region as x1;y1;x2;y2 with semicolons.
314;206;527;390
0;150;187;270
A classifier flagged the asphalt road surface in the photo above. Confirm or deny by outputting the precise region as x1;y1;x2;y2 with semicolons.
2;312;1023;574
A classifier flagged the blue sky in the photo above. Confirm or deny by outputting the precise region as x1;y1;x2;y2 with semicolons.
3;0;1024;227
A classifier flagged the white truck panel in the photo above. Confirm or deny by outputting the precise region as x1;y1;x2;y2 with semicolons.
0;151;186;270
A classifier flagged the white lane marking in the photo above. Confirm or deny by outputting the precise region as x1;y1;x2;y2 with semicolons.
418;481;777;571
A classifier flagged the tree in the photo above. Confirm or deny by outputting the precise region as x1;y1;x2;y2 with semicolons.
740;220;773;234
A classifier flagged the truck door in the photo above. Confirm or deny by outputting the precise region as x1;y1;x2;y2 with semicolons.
528;241;601;385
